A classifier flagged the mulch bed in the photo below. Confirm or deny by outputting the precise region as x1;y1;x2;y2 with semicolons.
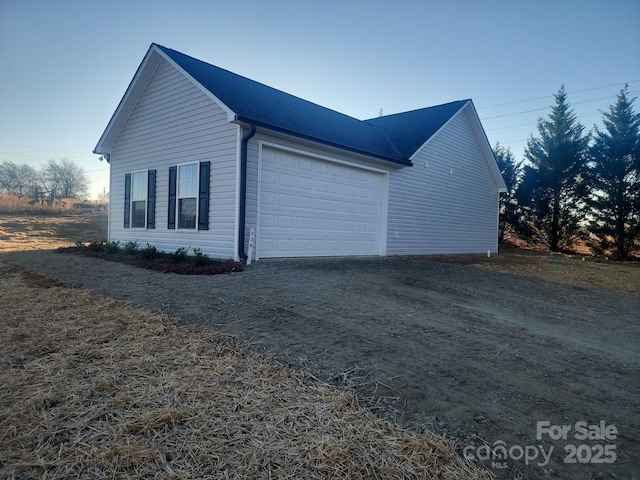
57;246;244;275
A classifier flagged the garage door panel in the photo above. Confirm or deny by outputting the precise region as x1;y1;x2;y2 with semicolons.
262;191;276;206
297;195;312;209
278;215;294;228
297;176;313;190
262;170;278;185
277;238;293;250
261;214;275;228
278;193;295;207
296;217;312;229
314;179;328;192
313;218;327;230
330;201;342;212
314;162;329;174
279;172;296;187
259;147;384;258
330;183;344;194
314;198;328;211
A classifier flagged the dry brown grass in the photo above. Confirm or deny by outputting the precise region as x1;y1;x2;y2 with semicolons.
0;261;491;479
0;213;107;253
0;194;105;215
426;247;640;297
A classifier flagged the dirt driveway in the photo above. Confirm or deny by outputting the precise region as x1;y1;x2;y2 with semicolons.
5;251;639;480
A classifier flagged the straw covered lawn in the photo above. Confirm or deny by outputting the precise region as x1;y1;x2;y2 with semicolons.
0;261;491;479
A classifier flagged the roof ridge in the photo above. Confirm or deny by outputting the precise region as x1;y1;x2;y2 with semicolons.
363;99;469;123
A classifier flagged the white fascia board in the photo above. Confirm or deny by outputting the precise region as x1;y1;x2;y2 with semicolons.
408;100;470;163
464;101;508;192
154;46;237;123
93;45;162;155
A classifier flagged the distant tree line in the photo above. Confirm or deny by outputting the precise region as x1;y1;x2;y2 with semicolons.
495;85;640;260
0;158;89;204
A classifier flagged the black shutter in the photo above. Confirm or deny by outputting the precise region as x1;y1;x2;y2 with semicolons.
146;169;156;229
168;166;177;229
124;173;131;228
198;161;210;231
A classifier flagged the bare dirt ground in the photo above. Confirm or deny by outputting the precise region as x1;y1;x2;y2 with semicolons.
1;262;485;479
2;213;639;480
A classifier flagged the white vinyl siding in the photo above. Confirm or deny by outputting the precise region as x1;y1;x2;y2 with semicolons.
386;106;501;255
108;58;238;259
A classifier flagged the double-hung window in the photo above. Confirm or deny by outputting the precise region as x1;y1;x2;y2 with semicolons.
168;161;210;230
177;163;198;229
131;171;148;228
124;170;156;229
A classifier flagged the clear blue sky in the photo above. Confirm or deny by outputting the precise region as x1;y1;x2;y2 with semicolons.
1;0;639;199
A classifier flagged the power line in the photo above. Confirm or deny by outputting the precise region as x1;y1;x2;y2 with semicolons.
481;106;549;120
480;90;640;121
0;142;91;151
485;112;604;133
478;80;640;110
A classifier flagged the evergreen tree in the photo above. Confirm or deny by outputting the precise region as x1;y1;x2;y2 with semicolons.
493;142;523;243
518;86;590;251
587;85;640;259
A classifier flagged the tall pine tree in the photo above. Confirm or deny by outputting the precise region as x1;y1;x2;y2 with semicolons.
587;85;640;259
518;86;590;251
493;142;523;243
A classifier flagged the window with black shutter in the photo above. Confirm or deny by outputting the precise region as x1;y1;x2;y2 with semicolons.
169;162;210;230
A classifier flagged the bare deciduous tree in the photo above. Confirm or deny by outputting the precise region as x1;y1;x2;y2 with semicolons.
0;161;38;196
40;158;89;200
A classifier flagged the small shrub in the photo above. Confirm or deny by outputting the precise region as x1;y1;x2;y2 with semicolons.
193;247;210;266
123;240;140;255
142;243;159;259
88;240;106;252
105;240;121;254
170;246;189;261
75;241;85;248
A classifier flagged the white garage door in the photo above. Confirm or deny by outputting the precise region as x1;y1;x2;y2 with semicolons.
259;147;385;258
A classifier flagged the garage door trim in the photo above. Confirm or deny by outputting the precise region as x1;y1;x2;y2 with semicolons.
256;141;389;259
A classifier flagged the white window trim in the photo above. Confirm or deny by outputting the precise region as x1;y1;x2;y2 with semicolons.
176;161;200;231
130;169;148;230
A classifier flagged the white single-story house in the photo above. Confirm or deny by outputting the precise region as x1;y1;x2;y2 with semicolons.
94;43;506;262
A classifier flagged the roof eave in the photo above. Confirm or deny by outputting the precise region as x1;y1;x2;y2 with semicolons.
235;116;412;167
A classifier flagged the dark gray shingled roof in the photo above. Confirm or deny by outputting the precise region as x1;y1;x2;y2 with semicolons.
363;100;469;159
156;44;467;166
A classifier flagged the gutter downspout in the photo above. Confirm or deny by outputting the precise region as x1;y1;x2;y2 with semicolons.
239;124;256;260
